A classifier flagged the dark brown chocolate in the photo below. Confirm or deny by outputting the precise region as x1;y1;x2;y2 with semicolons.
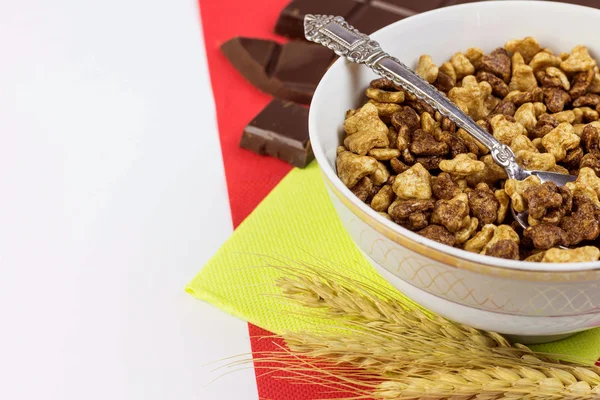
240;99;314;168
221;37;334;104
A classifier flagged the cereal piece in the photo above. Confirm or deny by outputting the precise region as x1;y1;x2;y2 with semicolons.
530;113;559;138
391;106;420;132
569;69;594;99
523;182;572;225
417;224;456;246
485;239;520;260
562;147;583;171
505;175;541;212
542;247;600;263
525;251;547;262
514;103;537;132
432;172;462;200
350;176;374;202
371;161;390;186
574;107;599;123
477;70;510;98
560;195;600;245
505;87;544;105
482;225;520;254
489;99;516;118
552;110;576;124
495;189;510;224
509;52;538;92
396;123;411;152
581;153;600;177
505;36;541;64
441;117;456;133
490;114;527;145
531;138;545;152
387;125;398;145
388;198;435;227
392;163;432;200
468;183;500;226
546;67;571;90
524;224;569;250
450;52;475;80
409;129;449;156
420;112;438;134
482;47;512;82
367;100;402;123
455;217;479;244
465;47;484;70
517;150;556;171
485;95;501;112
581;123;600;155
464;224;497;253
336;148;379;188
365;87;405;103
466;154;508;186
541;122;580;161
536;70;562;88
431;193;470;233
529;51;562;72
401;148;416;165
370;78;403;91
371;185;395;212
511;134;538;153
439;153;485;178
448;76;492;121
368;148;401;160
343;103;390;155
415;156;443;170
576;167;600;197
573;94;600;108
438;131;469;158
589;67;600;93
415;55;439;84
439;62;457;86
533;102;546;116
434;69;455;92
560;45;597;73
565;180;600;208
390;157;410;174
542;87;571;113
405;99;435;116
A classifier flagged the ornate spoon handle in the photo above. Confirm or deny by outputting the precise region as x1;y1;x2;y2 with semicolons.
304;14;526;180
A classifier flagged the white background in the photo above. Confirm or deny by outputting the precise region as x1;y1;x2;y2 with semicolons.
0;1;257;399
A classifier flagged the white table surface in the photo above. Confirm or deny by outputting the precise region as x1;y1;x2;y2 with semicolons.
0;1;257;399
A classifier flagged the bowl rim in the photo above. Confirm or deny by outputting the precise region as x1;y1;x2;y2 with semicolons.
309;0;600;273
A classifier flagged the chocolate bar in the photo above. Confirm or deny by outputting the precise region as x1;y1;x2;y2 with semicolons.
240;99;314;168
221;37;335;104
274;0;446;40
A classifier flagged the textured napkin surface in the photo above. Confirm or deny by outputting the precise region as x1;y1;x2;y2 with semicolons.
186;162;600;360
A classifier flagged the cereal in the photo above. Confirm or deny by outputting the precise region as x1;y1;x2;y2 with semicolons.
337;37;600;262
415;55;439;84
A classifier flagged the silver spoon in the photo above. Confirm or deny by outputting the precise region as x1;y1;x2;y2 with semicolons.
304;14;576;231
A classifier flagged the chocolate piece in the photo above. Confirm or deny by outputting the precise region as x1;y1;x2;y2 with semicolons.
274;0;446;40
221;37;334;104
240;99;314;168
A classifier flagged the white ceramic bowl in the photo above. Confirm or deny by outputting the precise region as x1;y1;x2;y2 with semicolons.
309;0;600;343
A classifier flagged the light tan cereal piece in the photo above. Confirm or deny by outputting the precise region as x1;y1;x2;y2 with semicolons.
456;128;489;155
367;100;402;122
371;185;395;212
531;137;545;151
450;52;475;80
495;189;510;224
505;36;542;64
431;193;471;233
560;45;597;73
552;110;576;124
367;148;400;160
490;114;527;145
420;112;437;133
576;167;600;196
439;153;485;177
574;107;599;123
439;62;457;86
541;122;581;161
392;163;432;200
466;154;508;186
545;67;570;90
510;134;538;153
517;150;556;171
542;246;600;263
365;87;405;103
455;217;479;244
559;52;570;61
371;161;390;186
343;103;389;155
514;103;537;132
533;102;546;117
464;224;497;253
505;175;542;212
485;95;501;111
482;224;520;254
565;181;600;207
336;147;379;188
465;47;484;70
525;251;546;262
589;67;600;93
448;76;492;121
509;52;538;92
573;124;586;136
550;164;570;174
415;55;439;84
529;51;562;72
